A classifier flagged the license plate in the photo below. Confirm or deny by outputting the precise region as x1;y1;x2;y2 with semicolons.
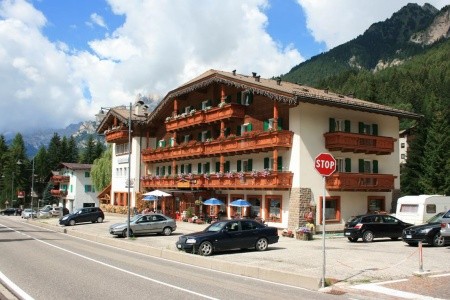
406;235;412;239
344;232;350;236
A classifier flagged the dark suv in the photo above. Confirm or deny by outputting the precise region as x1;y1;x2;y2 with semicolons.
59;207;104;226
344;214;412;242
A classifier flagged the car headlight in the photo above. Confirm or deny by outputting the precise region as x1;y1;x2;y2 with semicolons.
62;216;69;220
186;238;197;244
418;228;432;234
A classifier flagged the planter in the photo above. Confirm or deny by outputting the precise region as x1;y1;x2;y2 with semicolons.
296;232;312;240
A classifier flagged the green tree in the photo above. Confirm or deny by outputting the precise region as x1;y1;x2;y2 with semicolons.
90;146;112;192
67;136;79;163
80;135;97;164
47;133;62;170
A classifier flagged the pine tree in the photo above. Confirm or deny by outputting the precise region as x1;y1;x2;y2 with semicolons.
47;133;62;170
80;135;96;164
67;136;79;163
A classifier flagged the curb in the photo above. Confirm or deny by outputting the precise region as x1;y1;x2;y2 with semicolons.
34;221;322;290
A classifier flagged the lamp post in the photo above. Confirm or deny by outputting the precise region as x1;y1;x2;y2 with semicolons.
11;172;15;207
30;158;35;219
127;102;132;239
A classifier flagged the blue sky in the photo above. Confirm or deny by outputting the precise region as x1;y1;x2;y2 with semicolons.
0;0;447;134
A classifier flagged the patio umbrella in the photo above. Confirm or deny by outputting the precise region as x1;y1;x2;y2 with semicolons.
143;190;171;197
142;195;158;201
203;198;225;206
229;199;252;207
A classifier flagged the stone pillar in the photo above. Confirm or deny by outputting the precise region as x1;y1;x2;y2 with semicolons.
287;188;313;232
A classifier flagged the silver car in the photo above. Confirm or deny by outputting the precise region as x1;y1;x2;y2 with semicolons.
440;210;450;237
109;213;177;238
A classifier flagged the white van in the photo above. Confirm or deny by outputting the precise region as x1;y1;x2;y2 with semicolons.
395;195;450;225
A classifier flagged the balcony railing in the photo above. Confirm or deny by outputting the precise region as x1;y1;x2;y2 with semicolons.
105;128;129;143
325;172;395;191
51;175;70;183
142;130;293;162
324;132;395;154
141;171;293;190
165;103;245;131
50;189;68;197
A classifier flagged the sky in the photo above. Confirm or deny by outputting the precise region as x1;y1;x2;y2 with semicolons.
0;0;447;134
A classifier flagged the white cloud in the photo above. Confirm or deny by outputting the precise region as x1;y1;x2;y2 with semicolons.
297;0;449;49
88;13;108;29
0;0;303;134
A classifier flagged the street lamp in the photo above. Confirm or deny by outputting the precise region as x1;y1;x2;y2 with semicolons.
30;158;36;219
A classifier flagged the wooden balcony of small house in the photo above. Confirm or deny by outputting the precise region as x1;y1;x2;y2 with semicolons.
325;172;396;191
51;175;70;183
204;130;294;156
203;171;293;190
141;141;205;163
324;132;395;154
50;189;68;197
104;126;129;143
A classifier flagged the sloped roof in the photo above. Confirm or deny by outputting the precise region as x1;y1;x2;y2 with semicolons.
147;69;421;124
96;105;148;133
58;163;93;170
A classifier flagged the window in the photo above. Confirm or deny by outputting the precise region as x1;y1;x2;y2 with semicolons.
367;197;385;213
61;184;67;191
265;195;282;223
158;140;166;148
426;204;436;214
243;92;253;105
184;106;191;114
336;158;351;173
400;204;418;213
84;185;93;192
201;99;212;110
241;220;257;231
85;171;90;178
115;142;130;155
184;135;190;143
319;196;340;223
169;137;175;147
237;159;253;172
401;154;406;159
247;195;261;218
401;143;405;149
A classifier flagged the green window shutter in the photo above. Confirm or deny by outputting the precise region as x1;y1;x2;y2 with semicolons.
248;159;253;171
225;161;230;173
205;162;210;173
197;132;202;141
162;140;166;147
168;165;172;175
156;166;160;176
236;125;242;136
264;157;270;169
246;92;253;104
207;130;211;139
345;158;351;172
207;99;212;107
70;185;73;193
263;120;269;131
373;160;378;173
372;124;378;136
181;165;185;174
344;120;351;132
358;159;364;173
197;163;202;173
237;160;242;172
277;118;283;130
224;127;230;136
329;118;335;132
277;156;282;171
188;164;192;173
175;165;178;174
237;91;242;104
215;162;220;172
358;122;364;134
162;166;166;175
247;123;252;132
84;185;88;193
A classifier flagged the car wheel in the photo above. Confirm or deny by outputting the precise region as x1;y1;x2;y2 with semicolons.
69;219;76;226
162;227;172;236
198;241;213;256
432;233;445;247
122;229;133;238
255;238;268;251
362;231;374;242
407;242;418;247
97;217;103;223
347;237;358;242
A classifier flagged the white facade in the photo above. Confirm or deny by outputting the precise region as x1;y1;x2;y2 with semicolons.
58;167;98;213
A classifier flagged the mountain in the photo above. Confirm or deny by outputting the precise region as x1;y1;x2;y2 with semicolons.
281;3;450;86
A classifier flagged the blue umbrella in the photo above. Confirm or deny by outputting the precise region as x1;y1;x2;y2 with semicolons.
230;199;252;207
143;195;158;201
203;198;225;206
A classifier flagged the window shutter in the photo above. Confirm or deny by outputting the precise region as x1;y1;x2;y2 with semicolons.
358;122;364;134
277;156;283;171
198;132;202;141
225;161;230;173
247;123;252;132
263;120;269;131
358;159;364;173
345;158;351;172
224;127;230;136
277;118;283;130
207;130;211;139
181;165;185;174
162;140;166;147
344;120;351;132
156;166;160;176
372;124;378;136
373;160;378;173
248;159;253;171
187;164;192;173
162;166;166;175
197;163;202;173
237;91;242;104
246;92;253;105
264;157;270;169
215;162;220;172
329;118;335;132
205;162;210;173
236;125;242;136
237;160;242;172
207;99;212;107
168;165;172;175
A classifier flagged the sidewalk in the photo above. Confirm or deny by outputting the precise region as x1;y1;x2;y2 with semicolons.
32;213;450;293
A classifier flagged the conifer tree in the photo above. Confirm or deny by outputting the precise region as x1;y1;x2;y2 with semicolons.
67;136;79;163
47;133;62;170
80;135;96;164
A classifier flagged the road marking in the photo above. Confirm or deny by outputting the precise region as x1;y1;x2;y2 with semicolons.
352;282;444;300
430;273;450;278
0;271;33;300
2;224;218;300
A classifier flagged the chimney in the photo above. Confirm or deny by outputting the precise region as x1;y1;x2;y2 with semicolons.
276;77;281;85
252;72;257;77
232;69;236;76
255;75;260;82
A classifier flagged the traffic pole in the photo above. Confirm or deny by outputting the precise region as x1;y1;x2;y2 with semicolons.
322;175;326;289
419;241;424;273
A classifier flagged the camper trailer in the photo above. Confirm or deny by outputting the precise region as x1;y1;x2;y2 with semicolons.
395;195;450;225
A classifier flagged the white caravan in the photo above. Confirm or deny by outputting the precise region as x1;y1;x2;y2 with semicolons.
395;195;450;225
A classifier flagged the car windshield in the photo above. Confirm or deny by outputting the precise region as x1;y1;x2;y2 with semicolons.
347;216;361;223
130;215;141;222
426;212;444;223
205;222;226;232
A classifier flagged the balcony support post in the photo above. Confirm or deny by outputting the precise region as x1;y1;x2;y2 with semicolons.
220;155;224;173
273;101;279;130
220;120;225;138
172;160;176;176
172;132;177;146
273;149;278;172
220;85;226;102
173;98;178;117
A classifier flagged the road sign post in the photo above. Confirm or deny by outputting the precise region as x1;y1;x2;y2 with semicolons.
314;152;336;289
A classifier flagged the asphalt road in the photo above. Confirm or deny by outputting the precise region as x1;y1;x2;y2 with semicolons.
0;217;339;300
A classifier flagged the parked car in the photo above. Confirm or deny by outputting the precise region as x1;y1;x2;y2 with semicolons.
109;213;177;238
37;207;52;218
440;210;450;238
1;207;22;216
21;208;37;219
344;213;413;242
51;207;69;217
402;212;448;247
176;219;279;256
59;207;104;226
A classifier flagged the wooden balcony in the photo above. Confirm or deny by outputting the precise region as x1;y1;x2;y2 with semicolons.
325;172;395;191
142;130;293;162
105;128;129;143
324;132;395;154
50;189;68;197
141;171;293;190
51;175;70;183
165;103;245;131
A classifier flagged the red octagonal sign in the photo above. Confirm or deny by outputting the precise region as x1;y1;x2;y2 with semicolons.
314;153;337;176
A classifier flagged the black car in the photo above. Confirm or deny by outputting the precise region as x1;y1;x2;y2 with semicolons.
0;207;22;216
59;207;104;226
402;212;448;247
176;219;279;256
344;214;413;242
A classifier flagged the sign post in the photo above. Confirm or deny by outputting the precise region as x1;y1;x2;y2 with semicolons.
314;152;336;289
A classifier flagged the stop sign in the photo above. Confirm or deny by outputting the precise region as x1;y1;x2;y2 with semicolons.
314;153;336;176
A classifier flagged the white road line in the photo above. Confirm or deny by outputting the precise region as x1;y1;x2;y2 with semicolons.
2;224;218;300
430;273;450;278
352;282;444;300
0;271;33;300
